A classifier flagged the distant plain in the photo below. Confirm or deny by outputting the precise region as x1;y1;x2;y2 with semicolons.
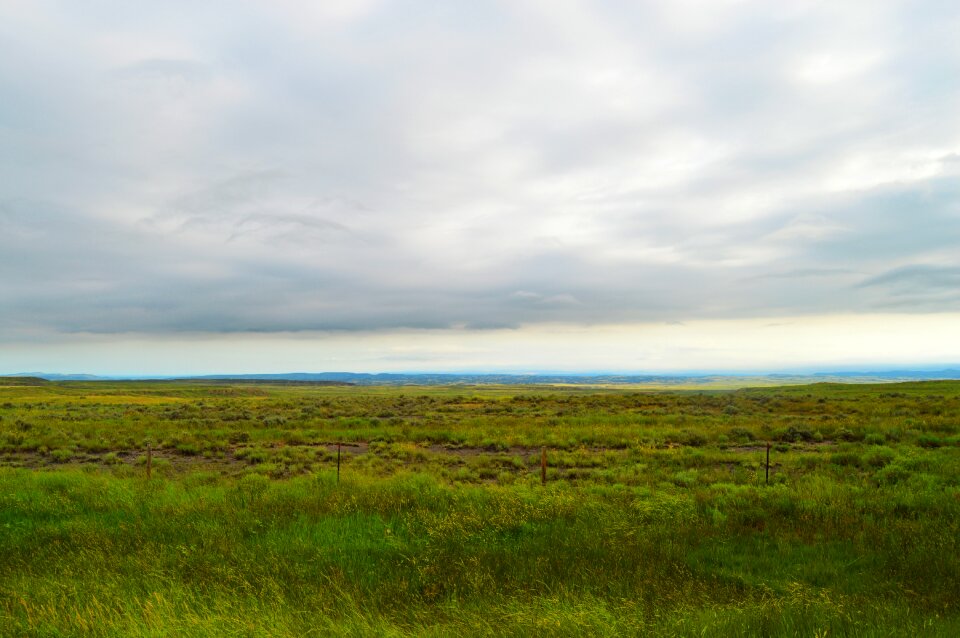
1;379;958;636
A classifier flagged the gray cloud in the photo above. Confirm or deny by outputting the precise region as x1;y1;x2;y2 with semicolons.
857;264;960;310
860;265;960;290
2;0;960;340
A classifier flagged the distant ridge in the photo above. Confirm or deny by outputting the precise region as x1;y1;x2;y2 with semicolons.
185;370;960;385
4;372;107;381
187;372;701;386
7;369;960;385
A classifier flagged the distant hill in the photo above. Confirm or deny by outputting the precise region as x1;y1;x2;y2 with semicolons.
4;372;107;381
182;369;960;386
811;369;960;381
187;372;702;386
6;369;960;386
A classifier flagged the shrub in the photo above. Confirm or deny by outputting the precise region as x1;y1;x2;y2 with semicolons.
864;433;886;446
671;470;698;487
236;447;269;464
836;428;864;442
829;451;861;467
50;448;73;463
877;462;912;485
228;430;250;444
669;430;707;447
282;431;307;446
864;447;896;468
777;426;816;443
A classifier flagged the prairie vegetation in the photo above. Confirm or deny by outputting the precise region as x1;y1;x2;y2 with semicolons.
1;381;958;636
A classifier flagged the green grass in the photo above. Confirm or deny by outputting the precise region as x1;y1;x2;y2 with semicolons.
1;381;959;635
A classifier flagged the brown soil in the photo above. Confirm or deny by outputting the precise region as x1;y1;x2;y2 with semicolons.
728;440;836;453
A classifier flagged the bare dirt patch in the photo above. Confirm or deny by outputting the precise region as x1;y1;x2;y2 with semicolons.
728;440;836;453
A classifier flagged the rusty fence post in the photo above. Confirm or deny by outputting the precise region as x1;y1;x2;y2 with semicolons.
541;446;547;485
765;442;770;485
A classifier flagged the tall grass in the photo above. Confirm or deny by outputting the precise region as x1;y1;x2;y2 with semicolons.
2;465;958;636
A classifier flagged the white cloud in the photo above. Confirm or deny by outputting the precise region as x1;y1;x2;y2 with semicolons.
794;50;886;85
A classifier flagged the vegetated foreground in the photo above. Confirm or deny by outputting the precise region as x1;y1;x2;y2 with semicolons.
1;381;958;636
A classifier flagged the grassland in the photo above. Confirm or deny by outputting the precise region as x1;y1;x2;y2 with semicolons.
1;380;959;636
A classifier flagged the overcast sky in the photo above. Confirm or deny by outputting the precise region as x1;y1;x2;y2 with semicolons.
2;0;960;374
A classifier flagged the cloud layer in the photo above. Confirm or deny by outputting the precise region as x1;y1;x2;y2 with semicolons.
2;0;960;342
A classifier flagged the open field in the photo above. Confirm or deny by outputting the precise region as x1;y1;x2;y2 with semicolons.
1;380;959;636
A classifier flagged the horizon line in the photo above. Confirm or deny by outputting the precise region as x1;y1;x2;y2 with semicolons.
6;366;960;380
